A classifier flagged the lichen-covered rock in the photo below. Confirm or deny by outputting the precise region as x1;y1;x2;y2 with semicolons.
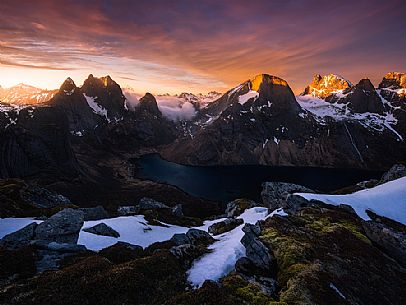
83;223;120;238
35;208;84;244
241;224;276;273
225;199;257;217
208;218;243;235
284;194;310;214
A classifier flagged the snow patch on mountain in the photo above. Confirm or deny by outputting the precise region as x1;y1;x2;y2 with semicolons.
296;176;406;225
297;95;404;141
238;90;259;105
83;93;109;122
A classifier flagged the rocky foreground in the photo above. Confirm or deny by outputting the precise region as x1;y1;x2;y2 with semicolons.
1;164;406;305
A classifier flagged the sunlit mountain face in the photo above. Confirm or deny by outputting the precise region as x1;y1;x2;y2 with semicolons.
1;2;406;305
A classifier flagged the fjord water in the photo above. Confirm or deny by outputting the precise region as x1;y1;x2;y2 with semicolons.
135;154;383;202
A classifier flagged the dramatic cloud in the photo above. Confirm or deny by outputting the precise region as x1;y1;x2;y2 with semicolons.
158;101;197;122
156;95;198;121
123;89;197;121
0;0;405;93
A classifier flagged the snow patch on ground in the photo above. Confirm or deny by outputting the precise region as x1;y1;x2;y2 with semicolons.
0;218;42;239
78;215;190;250
296;176;406;225
187;207;277;287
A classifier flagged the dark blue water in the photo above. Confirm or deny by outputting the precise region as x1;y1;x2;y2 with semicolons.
135;154;383;202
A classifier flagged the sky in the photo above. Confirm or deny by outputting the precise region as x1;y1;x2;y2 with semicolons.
0;0;405;95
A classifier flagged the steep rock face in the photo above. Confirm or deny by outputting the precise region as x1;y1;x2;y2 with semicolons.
303;74;352;98
0;105;81;179
95;92;177;149
378;72;406;137
163;73;406;169
327;79;385;114
81;74;126;120
163;74;312;165
138;93;162;117
48;77;103;133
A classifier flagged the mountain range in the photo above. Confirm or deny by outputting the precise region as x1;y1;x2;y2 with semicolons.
0;72;405;185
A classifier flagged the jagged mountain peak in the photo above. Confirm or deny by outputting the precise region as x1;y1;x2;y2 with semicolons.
82;74;118;89
303;73;352;98
59;77;77;95
249;74;289;92
379;72;406;89
139;93;162;116
356;78;376;91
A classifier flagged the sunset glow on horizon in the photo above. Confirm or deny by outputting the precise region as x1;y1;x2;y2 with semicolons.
1;0;405;95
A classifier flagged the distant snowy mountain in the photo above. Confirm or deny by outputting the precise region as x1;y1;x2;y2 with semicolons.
0;83;56;105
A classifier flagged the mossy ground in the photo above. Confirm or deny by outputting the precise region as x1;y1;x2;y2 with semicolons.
0;251;187;305
167;273;279;305
259;206;406;305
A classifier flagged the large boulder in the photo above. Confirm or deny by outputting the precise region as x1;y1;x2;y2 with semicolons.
362;212;406;267
117;205;139;216
240;224;276;273
261;182;313;211
284;194;311;214
79;206;109;221
139;197;170;210
0;179;74;218
225;199;257;218
170;229;214;246
208;218;243;235
99;242;144;264
83;223;120;238
0;222;37;249
186;229;215;245
171;204;183;217
379;164;406;184
35;208;84;244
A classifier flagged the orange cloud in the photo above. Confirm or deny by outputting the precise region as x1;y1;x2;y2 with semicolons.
0;0;405;93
